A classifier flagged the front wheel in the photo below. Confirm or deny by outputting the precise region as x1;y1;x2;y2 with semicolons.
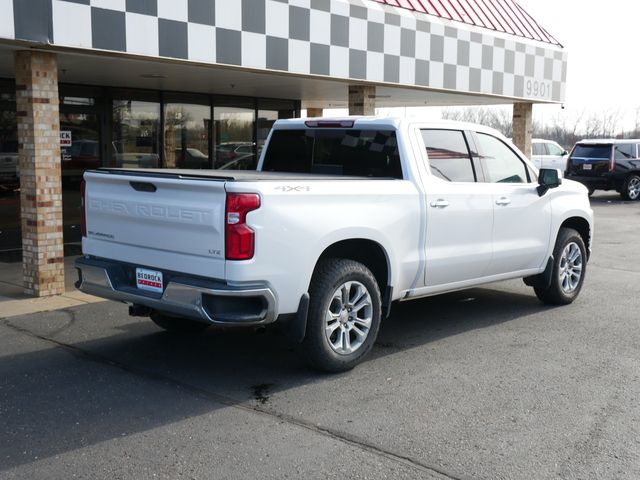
534;228;586;305
621;174;640;201
302;259;382;372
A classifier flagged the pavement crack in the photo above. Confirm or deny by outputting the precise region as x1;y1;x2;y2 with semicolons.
2;319;466;480
45;309;78;338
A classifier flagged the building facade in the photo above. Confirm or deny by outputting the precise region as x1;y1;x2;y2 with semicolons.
0;0;567;295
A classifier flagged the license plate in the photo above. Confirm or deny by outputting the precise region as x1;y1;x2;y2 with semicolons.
583;164;592;170
136;268;163;293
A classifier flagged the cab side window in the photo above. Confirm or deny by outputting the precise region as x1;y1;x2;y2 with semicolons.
614;144;634;160
476;133;530;183
421;129;476;182
546;143;564;156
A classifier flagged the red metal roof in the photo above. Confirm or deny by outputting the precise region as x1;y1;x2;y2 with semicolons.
371;0;561;46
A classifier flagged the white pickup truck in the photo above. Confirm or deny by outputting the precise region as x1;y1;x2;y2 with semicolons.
76;117;593;371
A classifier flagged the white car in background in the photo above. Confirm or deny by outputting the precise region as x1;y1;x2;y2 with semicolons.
531;139;568;173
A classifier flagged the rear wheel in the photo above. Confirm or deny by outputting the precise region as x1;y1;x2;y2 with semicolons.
302;259;382;372
621;174;640;201
534;228;586;305
149;311;209;333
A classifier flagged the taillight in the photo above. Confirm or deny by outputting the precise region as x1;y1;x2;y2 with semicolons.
225;193;260;260
80;180;87;237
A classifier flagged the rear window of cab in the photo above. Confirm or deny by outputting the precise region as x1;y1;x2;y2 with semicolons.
262;129;403;179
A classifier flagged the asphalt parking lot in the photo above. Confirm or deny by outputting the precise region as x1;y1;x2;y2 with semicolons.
1;192;639;480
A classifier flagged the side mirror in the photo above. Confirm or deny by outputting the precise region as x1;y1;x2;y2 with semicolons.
537;168;562;197
563;150;569;156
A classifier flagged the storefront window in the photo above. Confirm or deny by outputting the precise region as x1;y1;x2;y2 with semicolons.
164;103;211;169
0;87;19;253
214;102;256;170
112;100;160;168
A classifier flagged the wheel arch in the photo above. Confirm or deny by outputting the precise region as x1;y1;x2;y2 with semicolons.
312;238;391;302
559;216;591;260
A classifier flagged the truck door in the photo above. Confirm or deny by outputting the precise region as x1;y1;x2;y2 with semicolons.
420;129;494;286
473;132;552;275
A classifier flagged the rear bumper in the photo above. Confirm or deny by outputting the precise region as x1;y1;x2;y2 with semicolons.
565;173;622;191
75;256;277;326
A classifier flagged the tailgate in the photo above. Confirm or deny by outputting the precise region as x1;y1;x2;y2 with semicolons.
83;171;226;279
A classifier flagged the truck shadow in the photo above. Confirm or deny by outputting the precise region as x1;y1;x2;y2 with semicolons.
0;286;555;472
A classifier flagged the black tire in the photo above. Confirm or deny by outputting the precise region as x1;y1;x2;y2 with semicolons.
587;186;595;197
534;227;587;305
149;311;209;333
302;259;382;372
620;174;640;201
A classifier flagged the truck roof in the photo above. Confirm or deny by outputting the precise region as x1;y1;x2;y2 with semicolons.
273;116;508;138
577;138;640;145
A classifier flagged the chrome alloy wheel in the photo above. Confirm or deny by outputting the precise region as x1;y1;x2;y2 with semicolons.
324;281;373;355
627;177;640;200
559;241;583;294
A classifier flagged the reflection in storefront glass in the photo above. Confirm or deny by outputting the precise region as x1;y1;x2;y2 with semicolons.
112;100;160;168
214;106;255;170
164;103;210;169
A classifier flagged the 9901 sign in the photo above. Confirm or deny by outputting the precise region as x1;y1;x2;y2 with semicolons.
526;80;551;99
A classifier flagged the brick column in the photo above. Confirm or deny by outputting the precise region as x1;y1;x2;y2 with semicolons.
15;51;64;297
306;107;323;117
348;85;375;116
512;102;533;159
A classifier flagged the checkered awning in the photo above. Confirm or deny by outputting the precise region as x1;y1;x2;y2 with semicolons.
371;0;561;45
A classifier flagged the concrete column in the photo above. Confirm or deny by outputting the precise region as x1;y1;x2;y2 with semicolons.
348;85;375;116
512;102;533;159
15;51;64;297
306;107;323;117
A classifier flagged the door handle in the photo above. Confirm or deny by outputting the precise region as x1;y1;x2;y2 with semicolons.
495;197;511;206
430;199;450;208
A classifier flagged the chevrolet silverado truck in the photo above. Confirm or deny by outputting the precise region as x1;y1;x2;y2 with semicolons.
76;117;594;372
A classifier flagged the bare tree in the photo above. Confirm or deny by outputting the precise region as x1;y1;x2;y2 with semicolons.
442;105;638;148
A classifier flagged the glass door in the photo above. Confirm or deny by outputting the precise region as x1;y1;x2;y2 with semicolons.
214;99;256;170
164;103;211;169
60;111;102;246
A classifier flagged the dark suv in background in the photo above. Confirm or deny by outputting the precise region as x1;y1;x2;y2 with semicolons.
565;139;640;200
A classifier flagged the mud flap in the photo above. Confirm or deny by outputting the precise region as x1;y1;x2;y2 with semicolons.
287;293;309;343
524;256;554;289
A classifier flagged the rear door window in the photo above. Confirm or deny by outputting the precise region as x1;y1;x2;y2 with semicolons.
532;143;547;155
421;129;476;182
262;129;402;178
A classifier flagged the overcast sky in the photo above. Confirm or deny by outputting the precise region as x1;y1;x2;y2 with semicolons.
520;0;639;128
